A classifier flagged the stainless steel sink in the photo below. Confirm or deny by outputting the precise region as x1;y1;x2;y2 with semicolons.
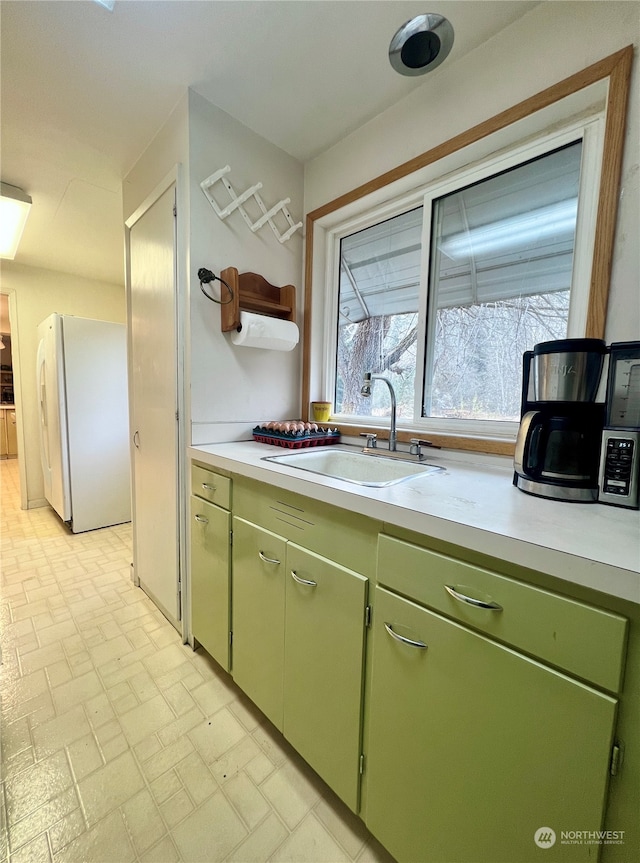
262;447;443;487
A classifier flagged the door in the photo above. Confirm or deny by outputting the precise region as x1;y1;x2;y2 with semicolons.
36;315;71;520
190;496;231;670
128;183;180;625
366;587;618;863
61;316;130;533
231;517;286;730
284;543;368;812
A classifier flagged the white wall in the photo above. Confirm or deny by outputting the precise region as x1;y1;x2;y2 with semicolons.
0;262;125;507
304;0;640;344
187;90;304;444
122;94;189;223
123;91;303;446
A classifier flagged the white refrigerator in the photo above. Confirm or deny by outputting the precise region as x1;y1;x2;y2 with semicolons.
36;313;131;533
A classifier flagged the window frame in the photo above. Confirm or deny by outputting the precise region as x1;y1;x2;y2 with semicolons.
302;47;633;454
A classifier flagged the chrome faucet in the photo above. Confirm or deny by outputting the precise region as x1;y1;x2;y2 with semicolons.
361;372;397;451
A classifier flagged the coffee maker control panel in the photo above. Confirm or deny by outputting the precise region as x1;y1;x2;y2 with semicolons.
599;435;638;503
598;342;640;509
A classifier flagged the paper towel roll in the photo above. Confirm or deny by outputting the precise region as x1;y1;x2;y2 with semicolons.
230;312;299;351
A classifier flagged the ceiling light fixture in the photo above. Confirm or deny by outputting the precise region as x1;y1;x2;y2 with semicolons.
0;183;32;260
389;14;454;77
93;0;115;10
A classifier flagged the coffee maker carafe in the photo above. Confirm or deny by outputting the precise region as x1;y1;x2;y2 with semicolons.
514;338;607;502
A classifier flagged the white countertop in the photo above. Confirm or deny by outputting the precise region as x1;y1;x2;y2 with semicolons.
188;441;640;605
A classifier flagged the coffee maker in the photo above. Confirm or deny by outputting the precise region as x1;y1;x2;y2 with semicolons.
513;338;607;502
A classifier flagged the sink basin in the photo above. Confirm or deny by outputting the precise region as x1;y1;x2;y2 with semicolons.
262;447;443;487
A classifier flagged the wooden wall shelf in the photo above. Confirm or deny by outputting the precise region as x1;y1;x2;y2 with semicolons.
220;267;296;333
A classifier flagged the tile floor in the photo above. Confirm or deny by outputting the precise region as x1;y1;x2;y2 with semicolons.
0;459;395;863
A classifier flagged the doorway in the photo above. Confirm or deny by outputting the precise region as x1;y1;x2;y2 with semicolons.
1;292;24;507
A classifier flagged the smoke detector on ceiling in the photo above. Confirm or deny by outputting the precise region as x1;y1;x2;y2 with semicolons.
389;13;454;77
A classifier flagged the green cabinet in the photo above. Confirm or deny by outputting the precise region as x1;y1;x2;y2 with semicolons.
284;543;368;811
188;467;635;863
189;464;232;670
365;586;618;863
231;517;287;729
232;515;368;812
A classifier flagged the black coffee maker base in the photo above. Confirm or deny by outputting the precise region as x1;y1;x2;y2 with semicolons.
515;475;599;503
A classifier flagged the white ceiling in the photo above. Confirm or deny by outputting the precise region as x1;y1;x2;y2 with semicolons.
1;0;539;286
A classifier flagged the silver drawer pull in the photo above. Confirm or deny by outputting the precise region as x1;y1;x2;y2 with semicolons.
194;514;209;524
201;482;216;492
384;622;427;650
291;570;317;587
444;584;503;611
258;550;281;565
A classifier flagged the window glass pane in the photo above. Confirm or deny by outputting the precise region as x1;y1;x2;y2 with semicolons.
335;208;422;419
424;141;582;422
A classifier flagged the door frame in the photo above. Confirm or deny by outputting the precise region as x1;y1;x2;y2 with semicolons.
124;165;189;639
1;289;27;509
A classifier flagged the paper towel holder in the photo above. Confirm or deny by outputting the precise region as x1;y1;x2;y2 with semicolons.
220;267;296;332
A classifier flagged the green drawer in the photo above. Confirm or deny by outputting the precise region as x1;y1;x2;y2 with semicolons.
191;462;231;509
377;535;627;693
233;476;379;578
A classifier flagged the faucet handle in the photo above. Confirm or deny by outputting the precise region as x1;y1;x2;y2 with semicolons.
360;432;378;449
410;438;441;459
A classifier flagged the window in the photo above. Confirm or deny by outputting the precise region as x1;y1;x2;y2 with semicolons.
333;137;588;434
305;49;632;450
336;207;422;420
426;141;582;423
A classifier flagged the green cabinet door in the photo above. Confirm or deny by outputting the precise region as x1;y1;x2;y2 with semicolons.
232;517;286;730
190;496;231;670
366;587;617;863
284;543;368;812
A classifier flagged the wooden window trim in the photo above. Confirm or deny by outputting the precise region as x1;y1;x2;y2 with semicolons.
301;47;633;455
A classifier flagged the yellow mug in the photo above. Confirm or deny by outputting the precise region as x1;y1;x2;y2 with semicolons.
311;401;332;423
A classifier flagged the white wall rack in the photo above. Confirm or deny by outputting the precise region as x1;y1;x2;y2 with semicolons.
200;165;302;244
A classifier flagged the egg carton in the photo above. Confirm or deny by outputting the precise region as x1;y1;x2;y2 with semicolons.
252;426;341;449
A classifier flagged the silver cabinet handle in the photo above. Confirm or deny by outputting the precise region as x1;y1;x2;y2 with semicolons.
291;570;317;587
201;482;216;492
384;622;427;649
444;584;503;611
258;550;281;565
194;514;209;524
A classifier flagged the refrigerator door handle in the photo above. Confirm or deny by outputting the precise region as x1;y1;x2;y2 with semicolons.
36;339;52;475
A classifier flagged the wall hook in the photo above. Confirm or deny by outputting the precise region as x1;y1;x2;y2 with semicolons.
200;165;302;244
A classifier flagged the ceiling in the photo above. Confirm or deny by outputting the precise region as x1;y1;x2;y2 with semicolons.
1;0;539;286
